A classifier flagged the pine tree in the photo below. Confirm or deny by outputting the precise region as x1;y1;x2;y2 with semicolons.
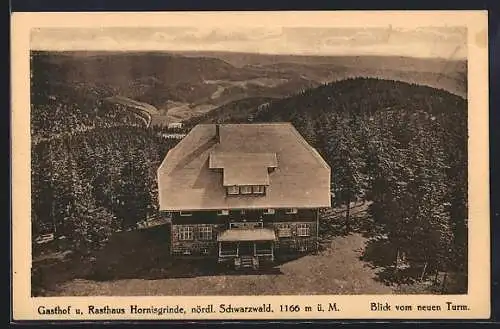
113;162;152;229
324;116;367;232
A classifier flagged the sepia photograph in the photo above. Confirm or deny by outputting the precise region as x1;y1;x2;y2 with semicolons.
11;11;489;320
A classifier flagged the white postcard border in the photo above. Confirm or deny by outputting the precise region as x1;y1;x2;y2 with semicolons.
11;10;490;321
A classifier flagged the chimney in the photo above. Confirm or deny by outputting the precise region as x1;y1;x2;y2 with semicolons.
215;124;220;143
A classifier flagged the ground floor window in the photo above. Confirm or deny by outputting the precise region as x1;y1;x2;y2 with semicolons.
297;223;310;237
178;226;194;240
220;242;238;256
255;241;273;255
296;239;315;252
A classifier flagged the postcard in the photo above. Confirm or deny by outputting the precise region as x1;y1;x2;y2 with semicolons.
11;10;490;320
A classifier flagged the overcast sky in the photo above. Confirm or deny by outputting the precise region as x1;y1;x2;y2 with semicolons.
31;26;467;59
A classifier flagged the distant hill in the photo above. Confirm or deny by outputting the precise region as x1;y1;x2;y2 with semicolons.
176;50;466;72
253;77;466;124
31;51;467;127
177;51;467;98
182;97;276;127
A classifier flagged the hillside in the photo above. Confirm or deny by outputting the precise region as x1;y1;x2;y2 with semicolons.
177;51;467;97
253;77;466;123
252;77;468;285
182;97;276;126
31;51;467;127
31;51;317;125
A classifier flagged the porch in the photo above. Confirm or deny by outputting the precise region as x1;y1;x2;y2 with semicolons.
217;228;276;269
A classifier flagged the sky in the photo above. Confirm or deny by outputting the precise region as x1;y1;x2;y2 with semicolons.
31;26;467;59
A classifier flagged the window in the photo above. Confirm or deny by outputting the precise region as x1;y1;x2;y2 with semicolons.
198;225;213;240
240;185;252;194
228;185;265;195
227;185;239;195
253;185;265;194
297;223;310;237
277;223;292;237
263;208;275;215
285;208;298;214
178;226;194;240
179;211;192;216
217;209;229;216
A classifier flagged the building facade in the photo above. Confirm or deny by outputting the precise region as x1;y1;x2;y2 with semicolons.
157;123;331;269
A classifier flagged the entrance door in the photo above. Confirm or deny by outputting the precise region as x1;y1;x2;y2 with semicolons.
238;242;254;256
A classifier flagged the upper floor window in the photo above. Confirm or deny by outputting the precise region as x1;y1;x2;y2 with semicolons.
227;185;239;195
179;211;193;216
285;208;298;214
263;208;275;215
217;209;229;216
240;185;252;194
297;223;310;237
277;223;292;237
198;225;213;240
178;226;194;240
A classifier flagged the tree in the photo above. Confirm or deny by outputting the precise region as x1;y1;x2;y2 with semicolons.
367;110;454;281
113;162;152;229
324;116;367;232
62;146;120;255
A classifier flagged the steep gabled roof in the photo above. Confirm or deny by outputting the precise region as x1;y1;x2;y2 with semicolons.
157;123;331;211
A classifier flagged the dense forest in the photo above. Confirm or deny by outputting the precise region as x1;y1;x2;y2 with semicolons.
250;78;468;283
31;80;179;255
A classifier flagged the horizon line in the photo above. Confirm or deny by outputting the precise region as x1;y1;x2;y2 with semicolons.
29;49;467;61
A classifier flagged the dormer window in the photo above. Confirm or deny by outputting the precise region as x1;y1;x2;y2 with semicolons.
209;151;277;197
217;209;229;216
253;185;265;194
227;185;239;195
179;211;193;217
226;185;266;196
285;208;298;214
240;186;252;194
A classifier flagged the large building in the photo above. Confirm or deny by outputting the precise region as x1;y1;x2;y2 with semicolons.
157;123;331;269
